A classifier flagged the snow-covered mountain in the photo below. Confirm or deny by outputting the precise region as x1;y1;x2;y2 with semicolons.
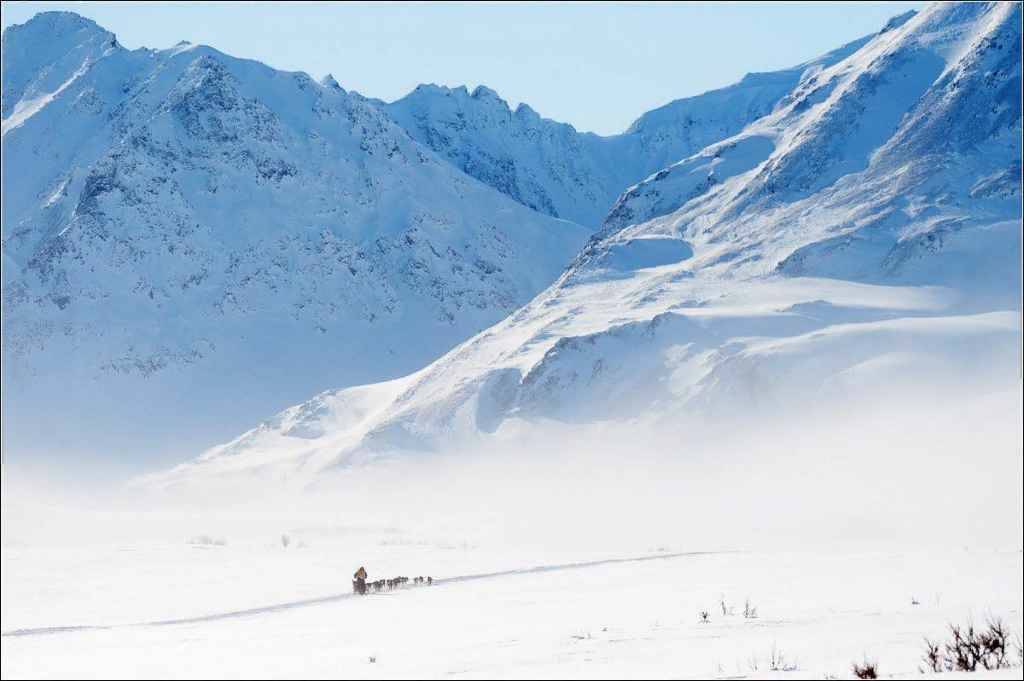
384;28;878;228
1;12;590;463
147;2;1021;489
602;10;915;231
385;84;635;227
1;10;915;468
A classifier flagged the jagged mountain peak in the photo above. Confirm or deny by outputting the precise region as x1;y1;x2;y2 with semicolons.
879;9;918;33
513;101;540;119
1;10;121;122
3;10;113;41
397;80;589;138
469;84;504;102
319;73;344;92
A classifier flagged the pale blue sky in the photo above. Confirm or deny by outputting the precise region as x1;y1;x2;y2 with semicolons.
3;1;923;135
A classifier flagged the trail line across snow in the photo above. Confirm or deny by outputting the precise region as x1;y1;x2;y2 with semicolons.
1;549;731;638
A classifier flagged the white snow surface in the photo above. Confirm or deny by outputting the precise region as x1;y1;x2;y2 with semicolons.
147;2;1022;489
2;542;1021;679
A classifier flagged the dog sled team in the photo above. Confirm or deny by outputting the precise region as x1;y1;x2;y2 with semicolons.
352;566;432;595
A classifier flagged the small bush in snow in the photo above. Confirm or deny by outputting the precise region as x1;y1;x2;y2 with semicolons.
923;639;943;673
851;658;878;679
768;644;797;672
744;646;797;673
921;618;1019;672
743;598;758;619
281;533;291;549
699;610;711;624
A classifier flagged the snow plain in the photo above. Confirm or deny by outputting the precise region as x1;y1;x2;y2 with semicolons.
2;534;1021;679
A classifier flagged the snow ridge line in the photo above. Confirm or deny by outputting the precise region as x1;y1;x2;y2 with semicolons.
1;549;730;637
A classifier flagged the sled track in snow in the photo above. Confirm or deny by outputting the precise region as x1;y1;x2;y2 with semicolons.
2;549;730;638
